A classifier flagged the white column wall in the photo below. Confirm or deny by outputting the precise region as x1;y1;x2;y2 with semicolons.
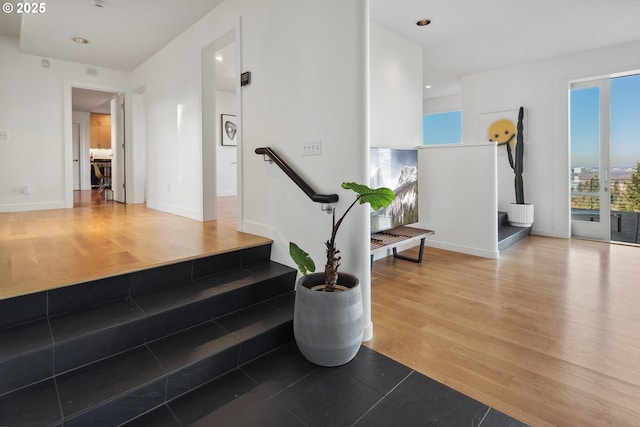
130;0;372;337
239;0;371;337
370;23;423;149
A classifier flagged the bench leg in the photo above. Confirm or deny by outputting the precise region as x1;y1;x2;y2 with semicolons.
392;238;425;263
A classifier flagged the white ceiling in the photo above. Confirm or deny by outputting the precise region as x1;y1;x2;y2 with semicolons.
371;0;640;98
3;0;225;71
4;0;640;100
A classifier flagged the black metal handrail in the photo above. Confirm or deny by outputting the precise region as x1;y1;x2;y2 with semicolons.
255;147;339;204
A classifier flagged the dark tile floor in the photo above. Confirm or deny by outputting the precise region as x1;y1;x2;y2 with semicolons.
124;343;528;427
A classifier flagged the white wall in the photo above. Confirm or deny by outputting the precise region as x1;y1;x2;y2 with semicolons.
240;0;370;336
418;144;498;258
128;89;147;204
216;90;237;196
369;22;498;259
423;94;462;115
0;36;129;212
369;21;426;259
131;0;372;337
462;40;640;238
240;0;370;335
370;23;423;148
131;25;207;220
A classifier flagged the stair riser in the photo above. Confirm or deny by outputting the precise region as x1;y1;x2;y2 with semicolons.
64;322;292;426
64;378;167;427
0;243;299;427
2;273;294;394
0;349;52;395
1;245;273;329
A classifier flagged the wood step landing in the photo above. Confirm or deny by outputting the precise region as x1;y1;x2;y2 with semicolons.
0;243;297;427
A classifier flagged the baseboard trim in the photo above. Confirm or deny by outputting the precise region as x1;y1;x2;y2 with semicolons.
425;239;499;259
0;201;65;213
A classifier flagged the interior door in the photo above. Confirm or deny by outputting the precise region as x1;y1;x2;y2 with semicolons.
570;79;611;241
111;94;126;203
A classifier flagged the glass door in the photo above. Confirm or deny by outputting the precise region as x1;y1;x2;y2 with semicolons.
570;79;611;241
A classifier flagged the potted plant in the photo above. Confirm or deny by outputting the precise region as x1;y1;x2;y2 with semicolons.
289;182;394;366
506;106;534;227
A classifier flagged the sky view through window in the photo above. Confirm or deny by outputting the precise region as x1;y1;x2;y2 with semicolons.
571;73;640;168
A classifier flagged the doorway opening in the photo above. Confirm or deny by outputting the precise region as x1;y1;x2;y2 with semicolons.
570;73;640;244
202;28;240;224
70;87;126;208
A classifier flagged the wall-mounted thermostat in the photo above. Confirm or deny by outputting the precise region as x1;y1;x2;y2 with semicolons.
241;72;251;86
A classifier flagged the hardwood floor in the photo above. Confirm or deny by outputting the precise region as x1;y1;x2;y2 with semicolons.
366;237;640;427
2;197;638;426
0;195;267;299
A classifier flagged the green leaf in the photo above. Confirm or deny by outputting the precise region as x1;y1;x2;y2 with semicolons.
289;242;316;276
341;182;395;210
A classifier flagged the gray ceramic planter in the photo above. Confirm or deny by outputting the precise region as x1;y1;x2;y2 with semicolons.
293;272;363;367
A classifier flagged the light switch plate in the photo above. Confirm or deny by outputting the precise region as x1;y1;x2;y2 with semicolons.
303;140;322;156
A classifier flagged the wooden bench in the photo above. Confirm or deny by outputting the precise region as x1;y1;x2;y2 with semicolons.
370;226;435;268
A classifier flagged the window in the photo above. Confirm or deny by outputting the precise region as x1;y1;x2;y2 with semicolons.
423;110;462;145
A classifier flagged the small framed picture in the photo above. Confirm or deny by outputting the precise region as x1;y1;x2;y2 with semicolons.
221;114;237;146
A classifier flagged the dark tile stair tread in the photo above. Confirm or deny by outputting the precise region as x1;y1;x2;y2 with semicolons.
148;322;239;373
498;225;531;251
194;267;262;294
216;302;292;341
244;261;296;280
168;369;273;426
49;297;144;343
498;224;530;241
0;243;300;426
195;261;295;293
132;282;213;315
224;400;307;427
56;346;164;417
0;318;52;360
265;291;295;314
122;404;181;427
0;378;62;427
240;342;315;393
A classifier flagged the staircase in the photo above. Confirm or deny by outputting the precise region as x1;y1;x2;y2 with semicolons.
498;211;531;251
0;243;297;427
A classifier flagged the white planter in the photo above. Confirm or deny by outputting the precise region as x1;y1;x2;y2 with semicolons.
508;203;534;227
294;273;363;367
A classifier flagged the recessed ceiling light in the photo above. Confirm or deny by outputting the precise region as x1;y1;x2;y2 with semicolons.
215;55;223;62
72;37;90;44
425;85;431;89
416;19;431;27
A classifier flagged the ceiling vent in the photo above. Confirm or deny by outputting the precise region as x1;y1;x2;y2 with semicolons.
92;0;105;8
